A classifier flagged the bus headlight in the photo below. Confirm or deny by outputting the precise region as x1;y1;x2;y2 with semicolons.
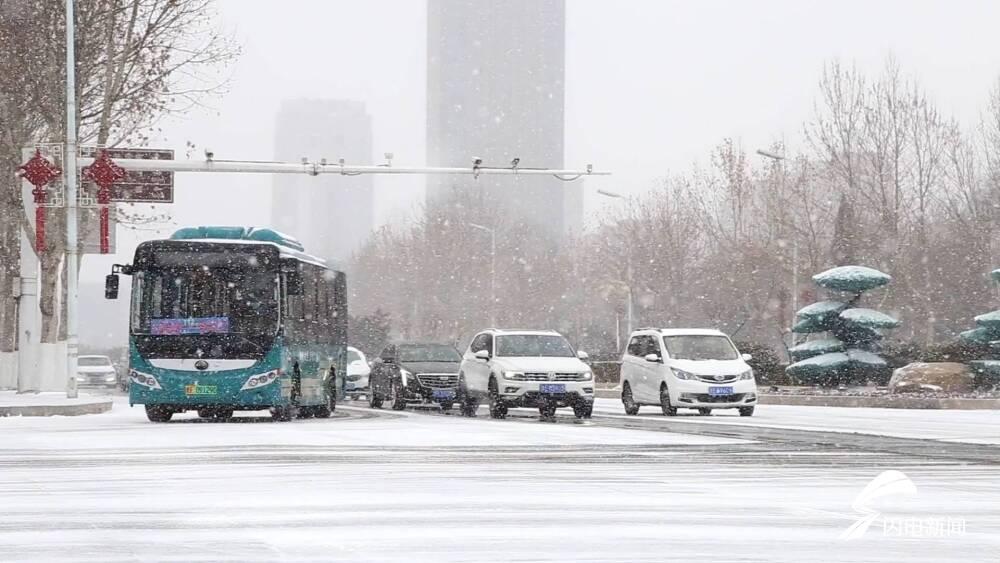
241;370;280;391
129;370;162;390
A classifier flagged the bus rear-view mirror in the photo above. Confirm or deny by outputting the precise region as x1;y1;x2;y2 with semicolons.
105;274;119;300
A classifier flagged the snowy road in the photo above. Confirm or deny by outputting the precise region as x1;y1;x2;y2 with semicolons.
1;398;998;562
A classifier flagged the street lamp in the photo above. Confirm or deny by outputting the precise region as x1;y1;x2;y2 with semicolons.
468;222;496;327
756;147;798;345
596;189;632;350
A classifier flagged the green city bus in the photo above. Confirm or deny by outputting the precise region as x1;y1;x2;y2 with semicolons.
106;226;347;422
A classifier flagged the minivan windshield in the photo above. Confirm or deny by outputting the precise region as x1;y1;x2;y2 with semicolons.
663;335;739;361
496;335;575;357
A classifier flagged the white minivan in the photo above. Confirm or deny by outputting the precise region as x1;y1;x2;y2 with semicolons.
619;328;757;416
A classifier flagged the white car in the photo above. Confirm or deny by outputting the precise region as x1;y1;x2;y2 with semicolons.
619;328;757;416
458;329;594;419
344;347;371;398
76;355;120;389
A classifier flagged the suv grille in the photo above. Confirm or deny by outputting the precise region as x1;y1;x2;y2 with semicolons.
520;372;586;381
415;373;458;389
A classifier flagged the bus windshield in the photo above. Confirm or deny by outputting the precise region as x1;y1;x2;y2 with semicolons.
132;263;279;359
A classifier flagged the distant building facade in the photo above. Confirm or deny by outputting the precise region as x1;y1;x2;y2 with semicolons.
426;0;579;238
271;99;374;262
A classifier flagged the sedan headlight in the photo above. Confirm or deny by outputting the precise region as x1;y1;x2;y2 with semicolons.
672;369;698;380
503;371;525;381
738;369;754;381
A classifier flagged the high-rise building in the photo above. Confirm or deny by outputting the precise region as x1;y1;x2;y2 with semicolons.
426;0;578;238
271;99;374;262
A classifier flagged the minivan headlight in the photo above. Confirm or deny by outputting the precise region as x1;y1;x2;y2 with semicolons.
672;369;698;380
738;369;754;380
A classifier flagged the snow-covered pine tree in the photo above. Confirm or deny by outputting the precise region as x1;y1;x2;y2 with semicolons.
961;268;1000;389
785;266;900;387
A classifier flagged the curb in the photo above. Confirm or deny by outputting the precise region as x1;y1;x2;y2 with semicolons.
0;399;113;417
757;394;1000;410
595;388;1000;409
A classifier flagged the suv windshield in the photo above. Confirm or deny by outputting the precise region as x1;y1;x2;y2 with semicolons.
347;349;364;363
496;335;574;357
78;357;111;367
663;335;739;361
399;344;461;363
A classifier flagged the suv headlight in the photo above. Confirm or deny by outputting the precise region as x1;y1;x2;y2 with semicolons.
399;368;412;385
580;370;593;381
738;369;754;381
503;371;525;381
672;369;698;380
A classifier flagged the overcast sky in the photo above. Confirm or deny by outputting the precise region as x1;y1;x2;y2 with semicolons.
81;0;1000;283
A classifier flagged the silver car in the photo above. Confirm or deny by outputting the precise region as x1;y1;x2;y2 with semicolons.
76;355;120;389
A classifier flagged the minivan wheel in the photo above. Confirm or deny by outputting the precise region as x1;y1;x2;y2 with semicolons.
488;379;508;419
622;383;640;415
739;406;755;417
697;408;712;416
659;385;677;416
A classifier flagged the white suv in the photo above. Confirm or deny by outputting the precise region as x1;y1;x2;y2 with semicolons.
457;329;595;419
619;328;757;416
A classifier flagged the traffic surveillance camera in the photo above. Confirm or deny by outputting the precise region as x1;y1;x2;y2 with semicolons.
204;149;214;161
511;157;520;168
473;157;483;167
384;152;394;161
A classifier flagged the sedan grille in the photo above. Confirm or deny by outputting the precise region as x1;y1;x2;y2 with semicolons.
415;373;458;389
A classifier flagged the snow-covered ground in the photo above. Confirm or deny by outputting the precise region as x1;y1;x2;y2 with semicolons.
592;398;1000;445
1;398;997;562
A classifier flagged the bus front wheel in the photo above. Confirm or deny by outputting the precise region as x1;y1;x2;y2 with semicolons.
270;405;294;422
145;405;172;423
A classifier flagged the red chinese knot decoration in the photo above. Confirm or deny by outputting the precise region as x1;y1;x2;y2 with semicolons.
17;149;62;252
83;149;126;254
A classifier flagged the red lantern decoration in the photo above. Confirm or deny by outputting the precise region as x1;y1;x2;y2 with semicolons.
82;149;126;254
17;150;62;252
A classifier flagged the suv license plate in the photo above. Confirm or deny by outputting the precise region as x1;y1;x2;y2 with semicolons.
539;384;565;394
432;389;455;400
708;386;733;396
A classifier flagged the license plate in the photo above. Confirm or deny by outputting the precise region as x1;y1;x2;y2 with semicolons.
539;384;566;394
185;384;218;396
708;386;733;396
432;389;455;400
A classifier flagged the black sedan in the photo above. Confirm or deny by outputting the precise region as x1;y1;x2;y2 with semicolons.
369;343;462;410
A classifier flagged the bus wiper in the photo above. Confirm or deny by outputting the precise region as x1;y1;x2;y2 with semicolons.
229;333;262;352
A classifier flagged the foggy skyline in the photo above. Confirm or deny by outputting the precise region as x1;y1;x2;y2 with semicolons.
80;0;1000;284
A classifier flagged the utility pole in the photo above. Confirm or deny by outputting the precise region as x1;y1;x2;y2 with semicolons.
596;189;632;346
756;147;796;346
64;0;79;398
468;223;495;327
